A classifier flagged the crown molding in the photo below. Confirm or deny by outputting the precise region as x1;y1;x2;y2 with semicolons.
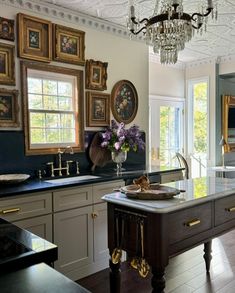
1;0;144;41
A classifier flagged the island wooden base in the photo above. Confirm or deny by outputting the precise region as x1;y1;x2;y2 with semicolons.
107;199;235;293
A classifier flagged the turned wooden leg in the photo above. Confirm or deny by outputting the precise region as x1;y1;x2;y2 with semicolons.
151;267;166;293
109;258;121;293
203;240;212;273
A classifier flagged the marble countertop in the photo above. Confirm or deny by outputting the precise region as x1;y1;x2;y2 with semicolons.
102;177;235;213
0;165;183;198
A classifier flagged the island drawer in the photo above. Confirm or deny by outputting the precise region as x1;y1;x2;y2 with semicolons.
53;186;92;212
0;192;52;222
168;202;212;244
215;194;235;226
92;180;124;204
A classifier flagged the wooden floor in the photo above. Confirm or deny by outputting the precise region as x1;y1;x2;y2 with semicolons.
78;230;235;293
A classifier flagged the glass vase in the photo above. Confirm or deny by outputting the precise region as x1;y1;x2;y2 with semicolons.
111;151;127;175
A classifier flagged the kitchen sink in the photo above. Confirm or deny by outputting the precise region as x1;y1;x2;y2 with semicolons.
44;175;101;184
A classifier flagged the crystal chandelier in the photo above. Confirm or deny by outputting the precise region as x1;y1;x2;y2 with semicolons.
127;0;218;64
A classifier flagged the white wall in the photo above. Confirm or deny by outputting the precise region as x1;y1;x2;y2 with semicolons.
185;63;216;166
0;1;149;136
220;60;235;75
149;61;185;98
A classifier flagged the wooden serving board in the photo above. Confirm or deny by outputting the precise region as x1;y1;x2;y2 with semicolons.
120;184;180;200
89;132;111;171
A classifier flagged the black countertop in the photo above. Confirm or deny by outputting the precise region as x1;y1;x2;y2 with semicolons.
0;165;184;198
0;263;90;293
0;218;57;273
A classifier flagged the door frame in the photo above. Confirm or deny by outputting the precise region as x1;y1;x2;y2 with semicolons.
149;95;185;166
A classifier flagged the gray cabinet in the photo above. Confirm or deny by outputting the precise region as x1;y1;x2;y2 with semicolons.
53;205;93;279
13;214;53;242
53;180;124;281
0;192;53;242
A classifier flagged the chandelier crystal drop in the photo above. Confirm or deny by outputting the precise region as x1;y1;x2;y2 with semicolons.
127;0;218;64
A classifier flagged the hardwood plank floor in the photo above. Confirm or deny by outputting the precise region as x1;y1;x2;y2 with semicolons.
78;230;235;293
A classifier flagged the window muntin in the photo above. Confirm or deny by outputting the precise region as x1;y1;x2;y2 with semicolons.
22;62;84;155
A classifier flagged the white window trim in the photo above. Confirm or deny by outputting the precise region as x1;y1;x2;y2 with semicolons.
187;76;210;160
149;95;185;165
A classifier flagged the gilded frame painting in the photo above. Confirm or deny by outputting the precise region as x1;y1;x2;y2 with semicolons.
86;91;110;127
53;24;85;65
0;88;19;128
17;13;52;62
0;43;15;85
0;17;15;41
111;80;138;124
85;59;108;91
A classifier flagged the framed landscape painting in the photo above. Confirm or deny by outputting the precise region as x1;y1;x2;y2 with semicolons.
86;59;108;90
53;24;85;65
86;91;110;127
17;13;52;62
111;80;138;124
0;88;19;128
0;43;15;85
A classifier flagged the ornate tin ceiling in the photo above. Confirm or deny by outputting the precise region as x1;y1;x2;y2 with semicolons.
43;0;235;63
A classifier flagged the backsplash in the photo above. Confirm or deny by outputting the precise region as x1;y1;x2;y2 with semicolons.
0;131;146;177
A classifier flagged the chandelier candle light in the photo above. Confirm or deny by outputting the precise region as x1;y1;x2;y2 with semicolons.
127;0;218;64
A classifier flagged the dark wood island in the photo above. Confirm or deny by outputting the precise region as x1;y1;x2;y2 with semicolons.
103;177;235;292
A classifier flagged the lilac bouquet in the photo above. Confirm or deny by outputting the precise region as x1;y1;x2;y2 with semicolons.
101;120;145;152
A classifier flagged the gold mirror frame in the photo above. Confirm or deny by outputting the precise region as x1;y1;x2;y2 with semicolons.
222;95;235;152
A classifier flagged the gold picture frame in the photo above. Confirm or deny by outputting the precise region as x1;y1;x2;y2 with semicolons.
0;88;19;128
53;24;85;65
111;80;138;124
17;13;52;62
85;59;108;91
0;43;15;85
0;17;15;41
86;91;110;127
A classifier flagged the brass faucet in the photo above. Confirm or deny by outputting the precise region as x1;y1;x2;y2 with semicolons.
47;146;74;177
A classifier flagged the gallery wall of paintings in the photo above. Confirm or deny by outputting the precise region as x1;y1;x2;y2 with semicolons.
0;11;141;132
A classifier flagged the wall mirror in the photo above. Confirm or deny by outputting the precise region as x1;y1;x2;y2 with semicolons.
222;95;235;152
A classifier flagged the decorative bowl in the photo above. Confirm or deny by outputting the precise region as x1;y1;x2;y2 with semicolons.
0;174;30;184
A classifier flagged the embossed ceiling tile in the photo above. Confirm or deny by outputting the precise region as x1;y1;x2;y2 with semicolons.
41;0;235;63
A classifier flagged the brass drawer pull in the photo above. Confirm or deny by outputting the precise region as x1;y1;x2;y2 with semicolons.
184;219;201;227
1;208;20;214
226;207;235;212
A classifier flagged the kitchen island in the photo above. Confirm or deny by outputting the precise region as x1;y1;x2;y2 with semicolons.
103;177;235;293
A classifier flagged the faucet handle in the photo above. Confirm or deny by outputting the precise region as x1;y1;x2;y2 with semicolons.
66;160;73;175
76;161;80;175
47;162;55;177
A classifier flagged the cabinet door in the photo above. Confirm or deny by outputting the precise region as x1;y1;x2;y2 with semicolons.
13;214;53;242
93;203;109;263
54;205;93;277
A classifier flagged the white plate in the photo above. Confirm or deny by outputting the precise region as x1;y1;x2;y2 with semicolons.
0;174;30;184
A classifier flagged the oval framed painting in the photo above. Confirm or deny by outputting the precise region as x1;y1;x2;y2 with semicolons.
111;80;138;124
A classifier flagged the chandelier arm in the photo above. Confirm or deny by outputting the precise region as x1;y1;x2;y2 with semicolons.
191;8;213;21
130;26;147;35
192;23;203;30
131;17;149;25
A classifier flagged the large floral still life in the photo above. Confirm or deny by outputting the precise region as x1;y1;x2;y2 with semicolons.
101;120;145;173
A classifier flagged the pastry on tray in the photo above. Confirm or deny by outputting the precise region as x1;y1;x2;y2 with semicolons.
133;175;150;191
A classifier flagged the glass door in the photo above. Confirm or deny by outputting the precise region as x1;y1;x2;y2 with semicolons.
150;97;184;166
